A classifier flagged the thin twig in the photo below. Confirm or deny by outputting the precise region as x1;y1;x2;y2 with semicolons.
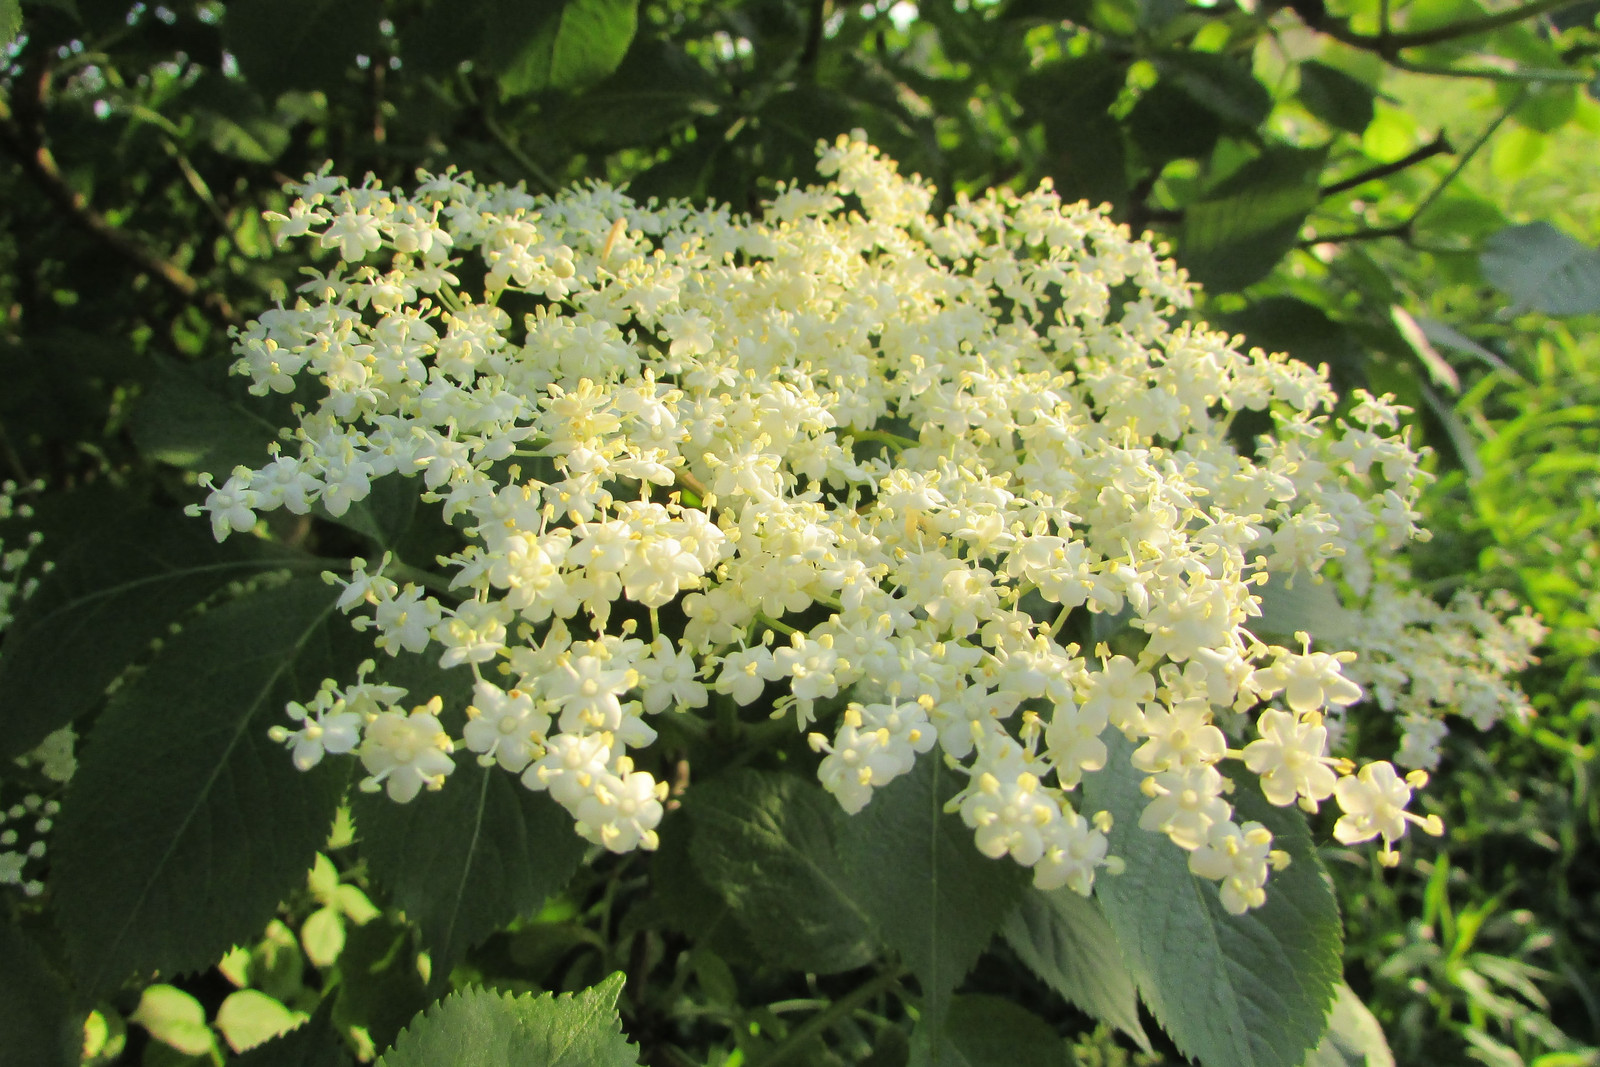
1320;135;1452;197
1318;0;1580;55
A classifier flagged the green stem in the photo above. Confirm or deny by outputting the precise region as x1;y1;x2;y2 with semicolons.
383;559;459;598
755;968;907;1067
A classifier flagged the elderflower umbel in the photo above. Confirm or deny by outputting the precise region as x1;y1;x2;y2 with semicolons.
201;135;1496;910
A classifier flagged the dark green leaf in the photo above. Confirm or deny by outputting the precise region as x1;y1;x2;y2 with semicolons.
1032;54;1129;207
132;357;283;478
686;768;877;974
490;0;640;98
331;918;430;1052
0;509;308;760
1082;734;1342;1067
1001;888;1151;1051
331;475;420;552
50;579;365;994
1212;297;1365;394
1182;147;1326;292
223;0;383;100
1156;51;1272;128
1297;61;1376;134
377;974;640;1067
838;757;1029;1008
0;920;81;1067
913;995;1076;1067
1481;222;1600;316
356;754;584;987
1127;82;1222;163
1304;984;1395;1067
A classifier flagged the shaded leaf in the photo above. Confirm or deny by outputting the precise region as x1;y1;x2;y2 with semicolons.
1156;50;1272;128
0;921;80;1067
0;508;308;760
1183;147;1326;292
1297;61;1376;134
1001;887;1150;1051
51;579;364;994
377;974;640;1067
215;991;308;1054
231;1002;352;1067
1481;222;1600;316
132;357;283;478
223;0;382;99
913;995;1076;1067
1083;734;1342;1067
838;757;1029;1011
129;985;217;1057
686;768;877;974
490;0;640;97
1;0;20;46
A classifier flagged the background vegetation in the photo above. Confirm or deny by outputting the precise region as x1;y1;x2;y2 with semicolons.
1;0;1597;1065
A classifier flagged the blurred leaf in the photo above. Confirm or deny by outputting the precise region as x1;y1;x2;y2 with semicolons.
215;991;308;1055
1213;296;1366;392
686;768;877;974
0;921;80;1067
1413;318;1515;376
1156;50;1272;128
1083;734;1342;1067
231;1002;352;1067
838;757;1029;1011
1251;576;1354;643
1481;222;1600;315
1032;53;1129;207
1305;984;1396;1067
301;906;346;968
129;985;217;1058
0;508;305;759
1002;887;1151;1051
1391;305;1460;393
1298;61;1376;134
1183;147;1326;292
1489;125;1546;182
331;918;430;1052
377;975;640;1067
1127;82;1222;163
490;0;640;98
1502;82;1578;133
223;0;382;100
1;0;20;46
913;995;1076;1067
50;579;364;994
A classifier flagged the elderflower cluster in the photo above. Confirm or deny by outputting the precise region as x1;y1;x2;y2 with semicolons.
1340;581;1545;770
198;135;1458;910
0;479;47;632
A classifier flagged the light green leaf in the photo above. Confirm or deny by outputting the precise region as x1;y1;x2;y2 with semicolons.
1;0;21;47
231;1004;352;1067
1304;984;1395;1067
0;508;308;760
838;757;1028;1011
336;883;382;925
377;974;640;1067
686;768;877;974
130;985;217;1058
1182;147;1326;292
491;0;640;97
1489;126;1546;183
1481;222;1600;316
50;579;365;994
0;921;80;1067
1082;734;1342;1067
1251;576;1354;645
1001;887;1151;1052
913;995;1076;1067
301;905;347;968
354;652;586;986
216;990;309;1054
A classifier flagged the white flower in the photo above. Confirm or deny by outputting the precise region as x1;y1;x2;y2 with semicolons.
358;700;456;802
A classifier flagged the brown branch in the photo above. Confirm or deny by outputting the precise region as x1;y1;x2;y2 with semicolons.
0;81;243;329
1320;135;1452;197
1315;0;1581;55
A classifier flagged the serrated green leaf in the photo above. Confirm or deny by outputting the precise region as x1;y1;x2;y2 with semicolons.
376;974;640;1067
491;0;640;97
913;995;1076;1067
1297;61;1375;134
301;905;347;968
686;768;877;974
1481;223;1600;316
130;985;217;1057
216;990;309;1054
50;579;365;994
1083;734;1342;1067
353;651;585;985
0;921;80;1067
1304;984;1394;1067
0;509;310;760
0;0;22;46
838;757;1028;1010
1182;147;1326;292
1001;887;1150;1052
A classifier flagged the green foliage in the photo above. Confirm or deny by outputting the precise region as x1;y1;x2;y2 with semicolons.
1084;736;1343;1067
0;918;80;1067
376;974;638;1067
1480;223;1600;316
